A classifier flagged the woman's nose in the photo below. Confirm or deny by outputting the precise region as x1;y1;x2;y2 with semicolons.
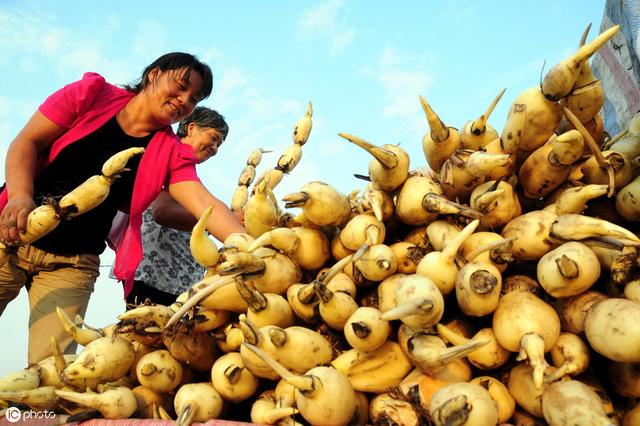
176;92;188;105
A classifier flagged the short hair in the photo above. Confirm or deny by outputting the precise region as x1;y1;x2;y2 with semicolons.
126;52;213;101
177;106;229;140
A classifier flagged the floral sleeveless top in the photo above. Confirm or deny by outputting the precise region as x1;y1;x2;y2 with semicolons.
134;208;204;295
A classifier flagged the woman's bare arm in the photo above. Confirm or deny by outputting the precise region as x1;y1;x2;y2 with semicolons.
1;111;66;242
151;190;199;232
167;180;245;242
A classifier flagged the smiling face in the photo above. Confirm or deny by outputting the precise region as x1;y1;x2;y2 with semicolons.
182;122;225;163
144;67;205;127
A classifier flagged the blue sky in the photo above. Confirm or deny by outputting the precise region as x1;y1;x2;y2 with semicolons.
0;1;605;373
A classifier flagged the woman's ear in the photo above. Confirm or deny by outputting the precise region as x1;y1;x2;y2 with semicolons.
187;122;197;136
147;67;160;84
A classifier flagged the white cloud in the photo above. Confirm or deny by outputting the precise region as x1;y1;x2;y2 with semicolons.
212;68;304;136
0;4;346;201
212;67;250;109
55;44;106;77
367;47;434;119
329;28;355;55
40;31;63;55
299;0;344;33
281;99;302;115
353;47;436;167
196;62;361;204
194;63;312;199
0;9;65;61
132;21;168;58
297;0;354;54
0;7;131;83
439;0;477;25
201;48;225;64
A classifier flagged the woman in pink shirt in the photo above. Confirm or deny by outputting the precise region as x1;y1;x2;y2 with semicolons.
0;52;244;365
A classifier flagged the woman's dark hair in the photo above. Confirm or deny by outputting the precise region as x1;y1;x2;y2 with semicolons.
125;52;213;101
177;106;229;140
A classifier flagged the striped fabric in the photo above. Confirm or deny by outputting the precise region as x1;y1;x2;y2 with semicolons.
592;0;640;135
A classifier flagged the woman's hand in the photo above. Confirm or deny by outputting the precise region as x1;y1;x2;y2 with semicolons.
0;195;36;243
1;111;66;244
